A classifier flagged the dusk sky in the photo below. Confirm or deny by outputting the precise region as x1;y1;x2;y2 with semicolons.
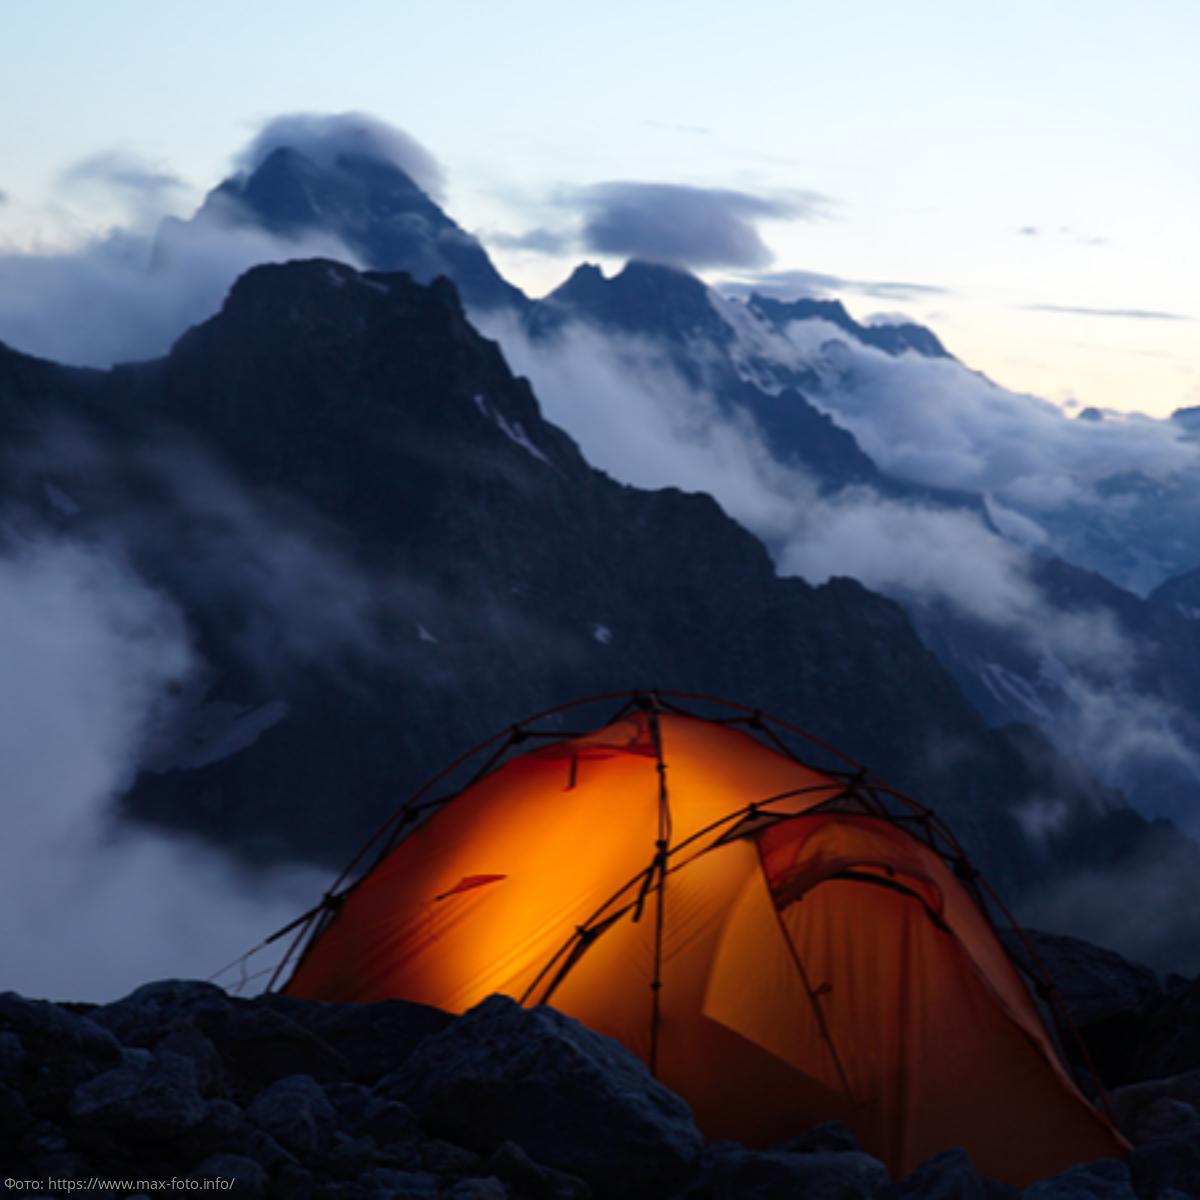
2;0;1195;415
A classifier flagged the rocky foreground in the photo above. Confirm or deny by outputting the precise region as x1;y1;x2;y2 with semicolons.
2;932;1199;1199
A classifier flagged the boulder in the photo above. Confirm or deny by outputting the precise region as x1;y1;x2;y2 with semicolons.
69;1049;206;1140
1109;1069;1200;1141
325;1079;420;1148
360;1168;440;1199
259;994;452;1083
1128;1137;1200;1199
89;980;233;1045
681;1143;889;1199
1133;1098;1200;1143
485;1140;592;1200
883;1148;1016;1198
1022;1160;1135;1199
0;992;121;1063
997;931;1160;1085
0;1030;25;1081
1132;977;1200;1080
189;1152;269;1196
200;1004;349;1090
771;1120;859;1155
385;994;702;1198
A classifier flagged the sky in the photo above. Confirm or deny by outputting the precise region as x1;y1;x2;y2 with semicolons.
0;0;1196;416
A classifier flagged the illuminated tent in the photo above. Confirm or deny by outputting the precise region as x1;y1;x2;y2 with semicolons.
279;692;1127;1185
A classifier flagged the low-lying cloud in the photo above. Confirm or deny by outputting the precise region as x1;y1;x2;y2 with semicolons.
0;535;325;1000
58;150;186;226
575;182;825;271
770;318;1197;502
0;215;353;368
723;267;950;302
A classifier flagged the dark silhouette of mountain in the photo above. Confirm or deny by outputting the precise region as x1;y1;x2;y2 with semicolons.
0;258;1175;914
530;261;737;350
748;294;950;359
156;145;526;312
1151;566;1200;617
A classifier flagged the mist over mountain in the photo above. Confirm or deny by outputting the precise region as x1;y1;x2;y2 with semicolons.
2;112;1200;992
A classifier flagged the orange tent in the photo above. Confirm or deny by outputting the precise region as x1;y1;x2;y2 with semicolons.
280;692;1127;1185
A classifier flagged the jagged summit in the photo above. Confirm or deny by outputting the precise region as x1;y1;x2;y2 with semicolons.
749;293;949;359
531;259;734;347
158;145;526;313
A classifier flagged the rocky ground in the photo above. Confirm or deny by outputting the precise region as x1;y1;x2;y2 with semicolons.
2;931;1199;1199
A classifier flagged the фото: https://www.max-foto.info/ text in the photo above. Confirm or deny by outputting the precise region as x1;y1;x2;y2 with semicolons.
5;1181;234;1194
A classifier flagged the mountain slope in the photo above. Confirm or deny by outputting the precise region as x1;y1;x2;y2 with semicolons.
156;145;526;312
0;258;1164;904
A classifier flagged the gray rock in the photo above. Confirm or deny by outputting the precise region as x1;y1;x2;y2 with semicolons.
154;1025;225;1095
997;932;1159;1029
772;1120;859;1155
203;1005;349;1090
486;1140;593;1200
422;1138;483;1175
246;1073;335;1157
1135;1098;1200;1143
90;979;233;1044
325;1080;419;1146
1110;1069;1200;1141
686;1144;889;1199
0;993;121;1062
1022;1159;1135;1199
1128;1137;1200;1199
70;1049;206;1138
386;994;702;1199
886;1148;1017;1198
175;1097;297;1174
0;1030;25;1081
452;1180;510;1200
189;1152;269;1196
260;994;452;1083
361;1168;440;1199
0;1080;31;1138
1133;977;1200;1080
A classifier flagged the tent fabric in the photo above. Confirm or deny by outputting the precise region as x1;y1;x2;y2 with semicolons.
282;707;1127;1184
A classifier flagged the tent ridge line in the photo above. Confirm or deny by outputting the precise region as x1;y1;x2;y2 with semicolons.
647;704;673;1077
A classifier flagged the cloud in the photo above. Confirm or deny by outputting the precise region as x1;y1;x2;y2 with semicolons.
233;111;445;201
723;267;950;302
641;120;713;137
484;227;573;256
770;318;1198;501
59;150;185;224
0;189;9;206
1023;303;1191;321
0;213;355;368
0;534;325;1000
8;421;397;687
1019;829;1200;975
1017;225;1106;247
574;182;827;270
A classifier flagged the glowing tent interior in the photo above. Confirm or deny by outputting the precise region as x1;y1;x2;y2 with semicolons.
277;691;1128;1185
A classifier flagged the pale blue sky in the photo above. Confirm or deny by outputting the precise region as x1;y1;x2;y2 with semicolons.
2;0;1196;413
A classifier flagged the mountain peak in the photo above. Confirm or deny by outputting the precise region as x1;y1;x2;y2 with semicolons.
164;143;526;313
749;293;948;359
533;257;730;347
